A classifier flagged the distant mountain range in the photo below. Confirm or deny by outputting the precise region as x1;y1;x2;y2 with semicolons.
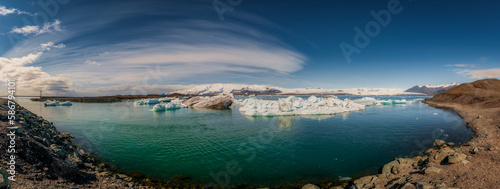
168;83;430;96
404;83;461;94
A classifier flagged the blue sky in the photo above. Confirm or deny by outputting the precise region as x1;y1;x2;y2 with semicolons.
1;0;499;95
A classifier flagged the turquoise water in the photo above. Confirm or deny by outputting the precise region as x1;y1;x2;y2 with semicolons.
18;95;473;187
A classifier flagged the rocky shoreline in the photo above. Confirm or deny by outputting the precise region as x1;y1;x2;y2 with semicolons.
0;98;155;188
303;79;499;189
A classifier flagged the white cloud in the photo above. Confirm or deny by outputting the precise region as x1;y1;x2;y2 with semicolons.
457;68;500;79
40;42;66;51
0;6;32;16
11;20;62;35
74;84;190;96
0;52;73;95
85;60;101;66
118;45;305;73
0;6;17;15
0;52;42;66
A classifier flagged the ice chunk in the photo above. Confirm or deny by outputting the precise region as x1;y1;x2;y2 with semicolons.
44;100;60;106
152;104;166;111
392;99;407;104
379;100;393;105
60;101;72;106
135;99;160;105
239;95;365;117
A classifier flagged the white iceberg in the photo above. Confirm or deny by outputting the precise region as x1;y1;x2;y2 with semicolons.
152;104;166;111
351;97;380;106
44;100;60;106
44;100;72;106
135;99;160;105
238;95;365;117
392;99;407;104
60;101;73;106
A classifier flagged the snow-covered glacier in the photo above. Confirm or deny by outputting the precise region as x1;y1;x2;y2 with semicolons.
238;95;365;116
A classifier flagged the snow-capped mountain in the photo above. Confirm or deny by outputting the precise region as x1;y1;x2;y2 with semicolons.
170;84;283;95
169;83;423;95
405;82;461;94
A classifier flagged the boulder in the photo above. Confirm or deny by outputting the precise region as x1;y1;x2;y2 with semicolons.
433;140;446;147
381;160;399;177
0;167;9;188
415;182;433;189
471;147;480;154
115;174;128;180
302;184;320;189
447;153;467;164
424;167;441;174
353;175;378;186
50;144;68;158
401;183;417;189
68;152;83;167
446;142;455;146
430;147;455;164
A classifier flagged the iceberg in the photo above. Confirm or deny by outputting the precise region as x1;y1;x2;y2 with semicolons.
182;94;233;109
60;101;73;106
351;97;379;106
238;95;365;117
134;99;160;105
392;99;407;104
379;100;393;105
44;100;60;106
152;104;166;111
44;100;72;106
152;103;181;111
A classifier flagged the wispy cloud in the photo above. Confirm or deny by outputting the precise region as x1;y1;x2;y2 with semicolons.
0;5;32;16
0;2;307;96
457;68;500;79
10;20;62;36
85;60;101;66
40;42;66;51
444;64;475;67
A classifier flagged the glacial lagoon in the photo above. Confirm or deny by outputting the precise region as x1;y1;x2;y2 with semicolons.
17;95;473;186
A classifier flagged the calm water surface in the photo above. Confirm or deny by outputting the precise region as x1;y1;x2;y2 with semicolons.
18;95;473;186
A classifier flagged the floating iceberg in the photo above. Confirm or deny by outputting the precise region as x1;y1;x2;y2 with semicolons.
379;100;393;105
44;100;60;106
170;99;189;108
135;99;160;105
351;97;417;106
238;95;365;117
44;100;72;106
152;104;166;111
60;101;73;106
182;94;233;109
392;99;407;104
351;97;379;106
